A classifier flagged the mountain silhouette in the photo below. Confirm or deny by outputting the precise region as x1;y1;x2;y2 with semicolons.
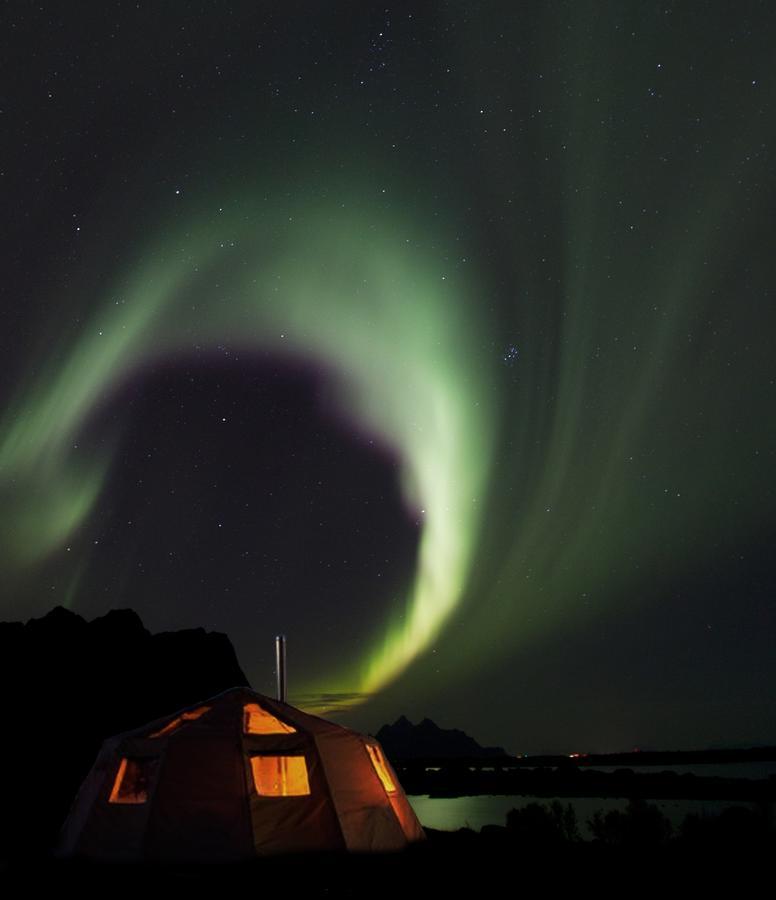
376;715;506;759
0;605;248;859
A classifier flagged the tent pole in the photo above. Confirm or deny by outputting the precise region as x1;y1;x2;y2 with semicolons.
275;634;287;703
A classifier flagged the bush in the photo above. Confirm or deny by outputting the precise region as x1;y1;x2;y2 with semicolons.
506;800;580;844
588;798;672;846
679;805;771;849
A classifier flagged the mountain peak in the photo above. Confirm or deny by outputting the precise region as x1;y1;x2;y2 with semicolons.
376;716;506;759
391;714;414;729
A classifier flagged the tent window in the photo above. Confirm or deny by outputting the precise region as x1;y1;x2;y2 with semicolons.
148;705;211;738
250;755;310;796
366;744;396;794
109;757;157;804
243;703;296;735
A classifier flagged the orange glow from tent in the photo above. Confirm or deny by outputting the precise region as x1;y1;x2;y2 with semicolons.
366;744;396;793
108;757;155;804
243;703;297;735
250;755;310;796
148;705;211;738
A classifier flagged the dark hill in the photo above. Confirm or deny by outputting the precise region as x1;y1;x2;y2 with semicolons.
377;715;506;760
0;605;249;860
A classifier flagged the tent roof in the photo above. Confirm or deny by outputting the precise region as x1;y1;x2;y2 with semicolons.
118;686;348;743
58;685;425;860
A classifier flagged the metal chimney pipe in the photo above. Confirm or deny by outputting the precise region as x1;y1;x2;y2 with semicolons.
275;634;287;703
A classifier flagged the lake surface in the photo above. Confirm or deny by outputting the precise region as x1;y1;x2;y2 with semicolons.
407;794;762;839
406;761;775;837
577;762;776;780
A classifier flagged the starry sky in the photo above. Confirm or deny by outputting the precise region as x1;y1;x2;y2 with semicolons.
2;2;775;754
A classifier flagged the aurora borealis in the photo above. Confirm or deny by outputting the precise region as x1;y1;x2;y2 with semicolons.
1;190;495;698
2;3;775;752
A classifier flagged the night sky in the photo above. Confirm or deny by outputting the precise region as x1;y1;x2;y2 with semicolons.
2;2;775;754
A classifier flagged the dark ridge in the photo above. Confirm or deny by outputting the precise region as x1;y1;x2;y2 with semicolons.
0;605;249;861
376;715;507;760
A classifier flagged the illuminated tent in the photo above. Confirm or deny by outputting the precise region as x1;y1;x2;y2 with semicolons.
58;686;425;860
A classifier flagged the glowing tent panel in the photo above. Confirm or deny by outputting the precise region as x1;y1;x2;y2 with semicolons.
366;744;396;793
108;758;156;804
148;705;211;738
251;755;310;796
243;702;297;734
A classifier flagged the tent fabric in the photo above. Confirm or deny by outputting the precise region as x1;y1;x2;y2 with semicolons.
57;686;424;861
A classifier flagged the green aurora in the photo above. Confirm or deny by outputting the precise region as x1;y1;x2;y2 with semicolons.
1;3;775;747
0;187;496;702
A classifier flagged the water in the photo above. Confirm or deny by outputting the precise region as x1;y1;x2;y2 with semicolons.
406;761;775;837
408;795;761;839
577;762;776;780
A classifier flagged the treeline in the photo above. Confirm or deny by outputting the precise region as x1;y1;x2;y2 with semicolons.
397;762;776;800
425;797;773;850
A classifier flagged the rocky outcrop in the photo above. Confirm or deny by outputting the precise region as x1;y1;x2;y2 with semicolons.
0;605;249;859
376;715;506;760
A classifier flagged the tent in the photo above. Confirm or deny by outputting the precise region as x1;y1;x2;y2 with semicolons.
58;686;425;860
